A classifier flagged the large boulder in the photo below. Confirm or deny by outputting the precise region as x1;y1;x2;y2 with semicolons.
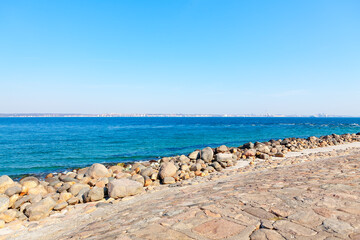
0;195;9;213
85;163;111;179
201;147;214;162
25;196;56;221
0;176;14;194
158;162;177;180
107;179;144;199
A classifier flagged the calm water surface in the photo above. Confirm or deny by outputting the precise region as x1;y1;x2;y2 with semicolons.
1;117;360;177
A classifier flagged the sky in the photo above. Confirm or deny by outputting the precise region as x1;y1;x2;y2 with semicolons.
1;0;360;115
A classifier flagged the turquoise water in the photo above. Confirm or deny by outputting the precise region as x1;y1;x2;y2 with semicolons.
1;117;360;177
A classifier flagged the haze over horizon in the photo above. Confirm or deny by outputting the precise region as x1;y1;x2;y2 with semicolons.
1;0;360;115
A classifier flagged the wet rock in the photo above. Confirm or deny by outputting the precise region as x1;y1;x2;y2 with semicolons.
86;163;111;179
107;179;144;199
158;162;177;180
0;175;14;194
201;147;214;162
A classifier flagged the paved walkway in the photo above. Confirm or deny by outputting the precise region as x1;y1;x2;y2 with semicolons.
5;151;360;240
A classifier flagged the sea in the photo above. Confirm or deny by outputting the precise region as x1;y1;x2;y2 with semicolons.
1;117;360;178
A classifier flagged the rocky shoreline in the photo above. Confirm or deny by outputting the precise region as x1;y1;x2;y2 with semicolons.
0;132;360;228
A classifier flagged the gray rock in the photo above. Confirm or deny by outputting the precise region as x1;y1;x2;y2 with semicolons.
54;202;68;211
190;163;201;172
201;147;214;162
5;185;21;197
243;142;255;149
211;162;223;171
179;155;190;163
140;168;154;177
162;177;176;184
0;176;14;194
322;218;354;235
67;197;79;205
250;229;285;240
69;183;90;196
158;162;177;180
25;196;56;221
131;174;145;186
85;187;104;202
215;153;233;162
107;179;144;199
85;163;111;179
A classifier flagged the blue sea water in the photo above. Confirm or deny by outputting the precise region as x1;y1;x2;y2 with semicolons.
1;117;360;177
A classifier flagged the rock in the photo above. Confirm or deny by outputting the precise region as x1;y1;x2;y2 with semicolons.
243;142;255;149
0;209;17;223
244;207;276;220
109;165;124;174
9;194;19;208
67;197;79;205
190;163;202;172
215;153;233;162
85;163;111;179
322;218;354;235
0;175;14;194
20;176;39;190
115;172;132;179
54;201;68;211
245;149;256;157
158;162;177;180
57;182;71;193
14;196;30;209
59;192;73;202
28;185;48;196
188;150;200;160
250;229;285;240
131;174;145;186
259;153;270;160
287;209;322;228
201;147;214;162
85;187;104;202
140;168;154;177
69;183;90;196
162;177;176;184
273;220;316;236
211;162;223;171
0;220;4;228
216;145;228;153
179;155;190;163
25;196;56;221
0;195;10;213
29;194;42;204
275;153;285;157
107;179;144;199
5;185;21;197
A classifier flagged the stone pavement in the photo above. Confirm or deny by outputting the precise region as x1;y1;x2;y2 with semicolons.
4;151;360;239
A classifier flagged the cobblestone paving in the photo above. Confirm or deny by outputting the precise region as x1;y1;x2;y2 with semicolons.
4;152;360;240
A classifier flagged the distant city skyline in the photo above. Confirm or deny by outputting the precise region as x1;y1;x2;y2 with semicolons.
1;1;360;115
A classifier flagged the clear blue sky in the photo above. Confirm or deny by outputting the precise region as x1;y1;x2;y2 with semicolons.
1;0;359;115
